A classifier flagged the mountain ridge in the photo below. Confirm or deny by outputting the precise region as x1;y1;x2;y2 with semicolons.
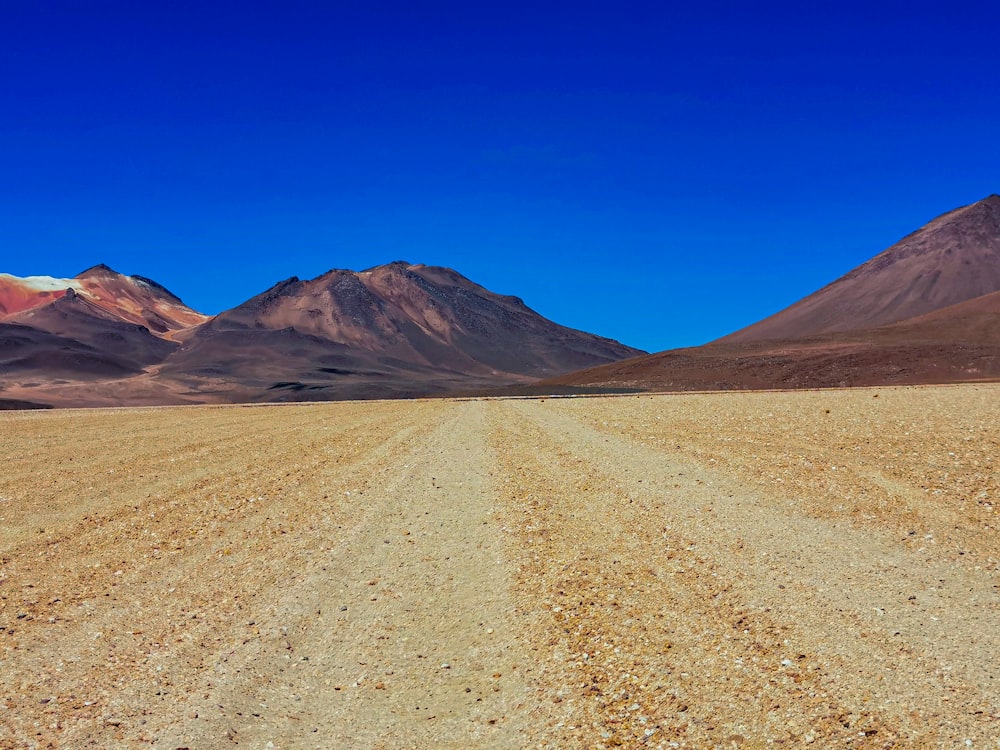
0;261;642;407
6;193;999;406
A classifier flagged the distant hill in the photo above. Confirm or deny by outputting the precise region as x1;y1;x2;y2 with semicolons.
157;261;642;401
1;264;208;335
1;265;208;380
546;195;1000;392
722;194;1000;342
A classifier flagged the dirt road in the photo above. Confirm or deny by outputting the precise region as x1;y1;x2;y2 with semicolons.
1;386;998;748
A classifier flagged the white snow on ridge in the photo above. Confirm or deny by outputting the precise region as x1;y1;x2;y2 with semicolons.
0;273;85;292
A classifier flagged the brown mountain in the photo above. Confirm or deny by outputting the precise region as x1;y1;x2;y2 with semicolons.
1;261;642;407
0;266;208;391
1;264;208;337
723;194;1000;342
546;195;1000;393
159;261;642;401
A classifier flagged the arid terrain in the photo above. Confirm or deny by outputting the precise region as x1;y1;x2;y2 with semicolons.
1;385;998;748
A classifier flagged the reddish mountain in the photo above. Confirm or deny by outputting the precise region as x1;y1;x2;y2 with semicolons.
1;266;208;382
547;195;1000;392
1;265;208;337
160;261;642;401
2;261;642;406
0;274;80;317
723;194;1000;343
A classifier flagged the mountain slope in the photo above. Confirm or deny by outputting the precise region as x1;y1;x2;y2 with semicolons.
547;195;1000;392
7;293;177;369
1;266;211;405
1;265;208;337
67;264;209;337
0;322;148;380
543;295;1000;393
160;261;643;400
0;274;81;316
722;194;1000;342
876;289;1000;345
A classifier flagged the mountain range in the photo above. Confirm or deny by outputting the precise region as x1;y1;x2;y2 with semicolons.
4;194;1000;408
0;262;641;408
547;194;1000;392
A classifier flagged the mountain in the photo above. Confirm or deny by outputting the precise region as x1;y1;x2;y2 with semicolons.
1;261;642;407
1;264;208;337
159;261;643;401
546;195;1000;392
1;266;209;387
722;194;1000;342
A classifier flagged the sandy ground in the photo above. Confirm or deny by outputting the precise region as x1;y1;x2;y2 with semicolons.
1;385;998;748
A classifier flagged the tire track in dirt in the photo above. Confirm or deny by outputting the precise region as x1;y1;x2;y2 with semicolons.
1;401;445;748
3;391;998;749
486;398;1000;748
150;400;532;750
560;387;1000;565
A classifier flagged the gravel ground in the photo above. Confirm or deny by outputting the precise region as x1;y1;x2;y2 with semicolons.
1;385;998;748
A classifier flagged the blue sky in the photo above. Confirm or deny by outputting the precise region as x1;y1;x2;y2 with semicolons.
2;1;999;352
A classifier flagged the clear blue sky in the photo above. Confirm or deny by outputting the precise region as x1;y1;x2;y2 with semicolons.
2;1;999;352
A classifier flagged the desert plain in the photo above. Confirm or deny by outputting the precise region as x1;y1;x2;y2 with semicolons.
1;385;998;749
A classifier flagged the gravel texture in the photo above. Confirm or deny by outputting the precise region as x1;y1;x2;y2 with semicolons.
1;385;998;748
